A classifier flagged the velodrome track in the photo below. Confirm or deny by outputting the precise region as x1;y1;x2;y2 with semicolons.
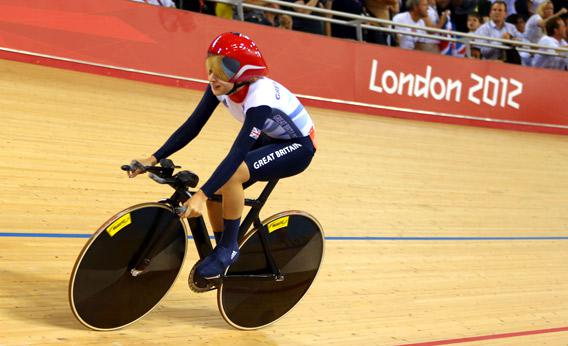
1;58;568;345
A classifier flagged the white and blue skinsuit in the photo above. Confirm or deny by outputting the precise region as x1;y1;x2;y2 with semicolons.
153;77;317;197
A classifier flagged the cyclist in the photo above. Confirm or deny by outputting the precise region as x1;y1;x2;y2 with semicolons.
128;32;317;280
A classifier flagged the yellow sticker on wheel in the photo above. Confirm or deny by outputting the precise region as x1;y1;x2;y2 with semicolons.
106;213;132;237
268;216;289;233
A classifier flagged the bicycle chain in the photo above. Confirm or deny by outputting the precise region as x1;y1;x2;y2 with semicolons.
188;261;217;293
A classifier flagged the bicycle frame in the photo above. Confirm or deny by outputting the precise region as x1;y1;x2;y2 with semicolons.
163;179;283;280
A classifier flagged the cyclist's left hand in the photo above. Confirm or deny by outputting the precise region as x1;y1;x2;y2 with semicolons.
181;190;207;218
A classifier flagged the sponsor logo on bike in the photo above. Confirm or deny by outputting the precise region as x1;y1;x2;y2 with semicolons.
268;216;289;233
106;213;132;237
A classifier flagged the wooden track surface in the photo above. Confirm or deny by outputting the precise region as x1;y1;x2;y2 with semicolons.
1;59;568;345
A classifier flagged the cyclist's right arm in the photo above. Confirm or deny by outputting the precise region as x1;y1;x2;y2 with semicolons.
128;85;220;178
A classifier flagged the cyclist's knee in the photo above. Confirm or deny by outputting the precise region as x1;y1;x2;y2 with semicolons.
225;163;250;186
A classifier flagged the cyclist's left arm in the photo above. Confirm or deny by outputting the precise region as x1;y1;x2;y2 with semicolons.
200;105;270;197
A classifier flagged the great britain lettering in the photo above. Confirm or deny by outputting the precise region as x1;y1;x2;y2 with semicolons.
252;143;303;169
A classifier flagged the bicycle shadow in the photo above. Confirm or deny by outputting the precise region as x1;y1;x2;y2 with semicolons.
156;303;229;329
155;304;281;345
0;268;82;330
0;267;226;331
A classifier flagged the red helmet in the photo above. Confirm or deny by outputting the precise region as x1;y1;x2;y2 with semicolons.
206;32;268;84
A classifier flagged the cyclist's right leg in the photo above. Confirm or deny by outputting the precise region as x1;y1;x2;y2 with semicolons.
197;163;249;278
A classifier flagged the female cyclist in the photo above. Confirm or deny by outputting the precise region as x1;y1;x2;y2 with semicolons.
128;32;317;279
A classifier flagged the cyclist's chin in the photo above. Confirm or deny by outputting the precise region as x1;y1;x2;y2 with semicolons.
210;82;233;96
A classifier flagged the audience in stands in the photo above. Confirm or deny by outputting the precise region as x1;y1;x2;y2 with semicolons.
279;13;295;29
318;0;334;36
258;3;280;26
452;0;479;33
467;11;482;32
365;0;399;45
331;0;366;40
131;0;176;7
166;0;567;68
489;0;517;16
532;17;568;69
421;0;451;53
466;11;483;58
240;0;270;24
525;1;566;43
506;13;526;34
283;0;328;35
476;0;492;23
507;13;535;65
215;2;234;19
392;0;430;51
474;1;523;60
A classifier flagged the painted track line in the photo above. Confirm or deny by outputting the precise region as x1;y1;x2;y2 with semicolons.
2;233;568;240
400;326;568;345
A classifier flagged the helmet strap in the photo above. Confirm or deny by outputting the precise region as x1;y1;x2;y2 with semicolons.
225;83;241;95
226;82;246;95
228;82;250;103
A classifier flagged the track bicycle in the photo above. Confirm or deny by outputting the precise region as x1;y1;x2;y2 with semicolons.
68;159;325;330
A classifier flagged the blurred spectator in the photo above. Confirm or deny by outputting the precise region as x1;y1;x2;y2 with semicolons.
215;3;234;19
259;3;280;26
365;0;399;45
283;0;327;35
320;0;334;36
436;0;452;13
554;0;566;14
525;1;566;43
468;12;483;59
506;13;527;34
390;0;401;14
514;0;530;18
241;0;270;24
507;13;534;64
279;14;295;29
392;0;430;50
489;0;517;16
259;2;296;29
331;0;366;39
477;0;492;21
132;0;176;7
467;11;482;31
474;1;522;60
421;0;451;53
451;0;478;33
470;47;483;57
177;0;224;15
530;0;547;14
532;17;568;69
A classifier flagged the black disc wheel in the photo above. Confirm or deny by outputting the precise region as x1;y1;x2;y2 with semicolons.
218;211;324;330
69;203;187;330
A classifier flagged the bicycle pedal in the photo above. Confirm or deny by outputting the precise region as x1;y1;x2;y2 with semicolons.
188;261;217;293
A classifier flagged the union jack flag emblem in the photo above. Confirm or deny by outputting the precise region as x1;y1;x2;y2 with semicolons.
249;127;261;140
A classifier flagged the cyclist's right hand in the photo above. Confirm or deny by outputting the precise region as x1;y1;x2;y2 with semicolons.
127;156;157;178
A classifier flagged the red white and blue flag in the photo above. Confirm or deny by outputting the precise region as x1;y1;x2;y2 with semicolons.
249;127;261;140
439;16;466;57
